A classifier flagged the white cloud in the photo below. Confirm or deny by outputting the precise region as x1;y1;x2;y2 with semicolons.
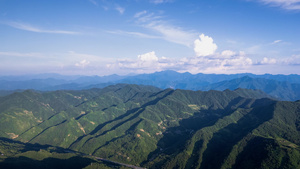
4;22;79;35
256;0;300;10
281;54;300;65
271;40;282;44
149;0;173;4
194;34;218;57
150;24;197;46
223;54;253;67
221;50;236;57
75;59;90;68
107;50;253;74
107;51;176;74
106;33;256;74
134;10;147;18
105;52;300;75
138;51;159;62
115;6;125;14
259;57;277;64
178;51;253;74
2;50;299;75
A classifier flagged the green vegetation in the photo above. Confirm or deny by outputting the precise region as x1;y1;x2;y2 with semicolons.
0;84;300;168
0;138;129;169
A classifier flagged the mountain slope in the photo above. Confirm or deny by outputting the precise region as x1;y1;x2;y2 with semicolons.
0;138;129;169
0;84;299;168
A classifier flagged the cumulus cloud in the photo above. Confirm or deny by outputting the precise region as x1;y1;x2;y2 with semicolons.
107;49;253;74
223;53;253;67
194;34;218;57
106;34;256;74
138;51;158;62
75;59;90;68
221;50;236;56
107;51;178;74
281;55;300;65
259;57;277;64
178;50;253;74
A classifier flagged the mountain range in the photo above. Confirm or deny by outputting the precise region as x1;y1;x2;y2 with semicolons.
1;70;300;101
1;84;300;168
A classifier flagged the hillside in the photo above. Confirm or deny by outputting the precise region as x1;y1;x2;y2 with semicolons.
0;137;130;169
0;84;300;168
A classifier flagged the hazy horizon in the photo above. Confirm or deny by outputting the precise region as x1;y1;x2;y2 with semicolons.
2;69;300;78
1;0;300;76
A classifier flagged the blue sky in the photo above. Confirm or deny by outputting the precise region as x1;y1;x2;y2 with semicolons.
0;0;300;75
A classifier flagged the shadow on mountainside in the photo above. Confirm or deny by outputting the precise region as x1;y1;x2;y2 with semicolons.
69;89;175;152
142;97;275;168
199;103;274;169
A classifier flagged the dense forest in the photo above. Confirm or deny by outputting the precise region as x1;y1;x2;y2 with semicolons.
1;84;300;168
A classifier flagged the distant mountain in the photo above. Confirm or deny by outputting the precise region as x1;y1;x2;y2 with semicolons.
1;70;300;101
1;84;300;168
200;76;300;101
0;78;68;90
0;74;127;91
117;70;300;89
0;73;81;81
0;90;24;97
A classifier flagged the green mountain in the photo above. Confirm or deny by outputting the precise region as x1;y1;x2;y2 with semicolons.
0;138;129;169
0;84;300;168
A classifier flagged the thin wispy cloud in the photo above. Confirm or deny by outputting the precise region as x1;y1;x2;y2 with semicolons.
4;22;79;35
107;30;160;39
257;0;300;10
88;0;98;6
134;11;198;47
0;51;42;58
115;6;125;14
134;10;147;18
149;0;173;4
271;39;282;44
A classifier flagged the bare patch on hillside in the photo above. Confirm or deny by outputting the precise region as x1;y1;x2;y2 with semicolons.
6;132;19;139
76;122;86;134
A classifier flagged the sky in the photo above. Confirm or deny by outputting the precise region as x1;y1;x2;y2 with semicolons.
0;0;300;75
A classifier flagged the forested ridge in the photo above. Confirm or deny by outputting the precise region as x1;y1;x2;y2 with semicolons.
1;84;300;168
